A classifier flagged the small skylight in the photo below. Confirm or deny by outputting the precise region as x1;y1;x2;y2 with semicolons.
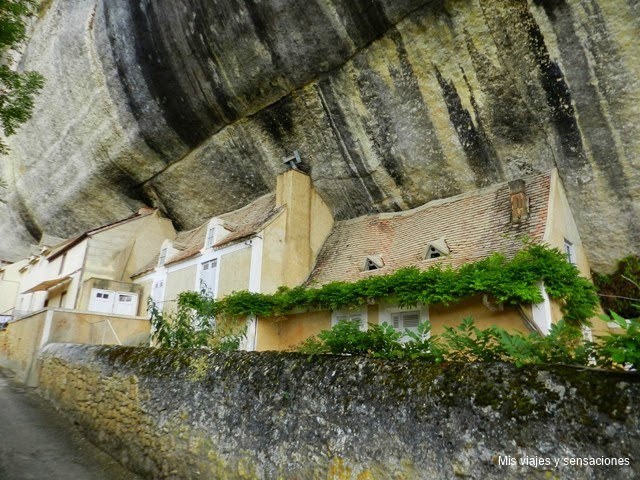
424;238;450;260
363;255;384;271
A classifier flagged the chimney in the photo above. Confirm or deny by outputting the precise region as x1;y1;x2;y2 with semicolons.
508;179;529;223
275;168;313;285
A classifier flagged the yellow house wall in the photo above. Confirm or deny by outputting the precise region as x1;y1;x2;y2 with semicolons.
309;189;334;266
256;311;332;351
544;171;591;279
0;260;27;314
260;213;288;294
12;239;87;314
428;296;531;335
218;248;251;299
164;264;197;310
0;280;20;315
0;308;150;383
0;310;46;381
137;279;153;317
79;212;174;306
124;213;176;279
256;296;531;351
261;171;334;294
275;171;312;287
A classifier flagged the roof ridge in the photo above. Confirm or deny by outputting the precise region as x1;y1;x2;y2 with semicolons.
335;170;552;226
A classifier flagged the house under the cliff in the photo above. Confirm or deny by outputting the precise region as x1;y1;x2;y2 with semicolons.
133;167;595;351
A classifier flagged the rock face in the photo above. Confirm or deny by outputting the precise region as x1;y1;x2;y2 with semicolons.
1;0;639;271
39;344;640;479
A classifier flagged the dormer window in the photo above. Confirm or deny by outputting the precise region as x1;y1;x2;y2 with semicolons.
424;238;450;260
158;248;167;267
363;255;384;271
206;226;216;248
564;239;576;265
426;246;441;259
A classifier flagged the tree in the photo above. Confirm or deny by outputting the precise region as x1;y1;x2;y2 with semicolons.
0;0;44;155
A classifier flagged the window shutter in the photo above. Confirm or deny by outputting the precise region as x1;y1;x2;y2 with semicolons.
403;312;420;330
391;313;402;329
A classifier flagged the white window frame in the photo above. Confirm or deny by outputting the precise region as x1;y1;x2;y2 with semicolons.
158;248;168;267
152;279;165;304
205;226;216;248
380;303;429;340
198;258;219;297
564;239;576;265
331;308;368;331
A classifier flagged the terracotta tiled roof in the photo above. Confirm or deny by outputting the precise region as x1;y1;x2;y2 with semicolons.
214;194;281;248
131;224;206;277
163;193;280;267
163;223;209;267
307;171;552;286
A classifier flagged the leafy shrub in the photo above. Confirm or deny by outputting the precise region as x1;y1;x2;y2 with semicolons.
170;243;599;327
595;312;640;370
440;317;507;362
297;314;639;371
496;320;592;367
593;255;640;319
149;292;246;350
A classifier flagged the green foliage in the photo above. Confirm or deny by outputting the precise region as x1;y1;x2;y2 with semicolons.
496;320;592;367
593;255;640;319
595;312;640;370
177;243;599;326
297;314;639;371
149;293;246;351
0;0;45;154
440;317;506;362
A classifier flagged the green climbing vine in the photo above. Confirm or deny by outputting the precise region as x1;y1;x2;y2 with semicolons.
176;243;598;325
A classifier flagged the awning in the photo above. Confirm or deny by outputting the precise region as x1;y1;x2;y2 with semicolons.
22;276;71;294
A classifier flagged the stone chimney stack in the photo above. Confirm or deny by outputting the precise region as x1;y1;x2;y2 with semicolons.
508;179;529;223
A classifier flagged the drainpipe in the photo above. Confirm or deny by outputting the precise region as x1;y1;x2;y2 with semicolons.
246;235;263;351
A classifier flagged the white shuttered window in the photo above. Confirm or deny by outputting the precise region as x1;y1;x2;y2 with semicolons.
332;310;367;331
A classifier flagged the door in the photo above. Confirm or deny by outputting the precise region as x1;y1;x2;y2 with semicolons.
114;292;139;316
89;289;115;313
199;259;218;295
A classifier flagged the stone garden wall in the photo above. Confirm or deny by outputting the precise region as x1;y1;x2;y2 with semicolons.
38;343;640;479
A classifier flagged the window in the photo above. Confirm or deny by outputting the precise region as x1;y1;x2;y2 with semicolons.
564;239;576;265
382;304;429;342
424;238;450;260
200;259;218;294
362;255;384;272
96;292;110;299
158;248;168;267
426;246;442;259
332;309;367;331
205;227;216;248
391;310;421;333
118;294;133;302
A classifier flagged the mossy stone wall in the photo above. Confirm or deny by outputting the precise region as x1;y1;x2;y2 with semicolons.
38;343;640;479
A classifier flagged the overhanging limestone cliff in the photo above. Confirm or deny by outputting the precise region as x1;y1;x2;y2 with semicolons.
1;0;639;271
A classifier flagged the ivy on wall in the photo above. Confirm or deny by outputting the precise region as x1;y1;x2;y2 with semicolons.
177;243;598;324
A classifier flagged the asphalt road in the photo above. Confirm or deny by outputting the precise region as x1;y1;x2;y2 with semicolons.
0;368;141;480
